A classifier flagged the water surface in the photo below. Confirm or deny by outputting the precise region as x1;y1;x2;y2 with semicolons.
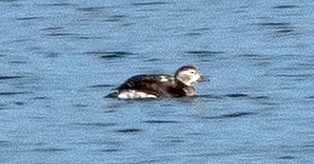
0;0;314;163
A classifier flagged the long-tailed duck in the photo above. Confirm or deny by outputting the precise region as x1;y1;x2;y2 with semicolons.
110;65;208;99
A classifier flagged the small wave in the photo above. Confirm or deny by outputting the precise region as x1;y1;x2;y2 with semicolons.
237;53;262;58
131;1;169;6
250;96;270;100
273;5;298;9
44;33;74;37
142;120;179;124
276;29;294;33
14;102;25;106
114;128;143;133
99;149;121;153
0;76;25;80
0;92;30;96
105;15;127;22
278;155;295;159
225;93;249;98
74;122;116;127
0;0;21;2
0;140;10;146
186;51;224;55
84;51;134;59
202;112;257;120
10;61;28;64
76;7;106;12
306;96;314;99
16;16;43;21
88;84;115;88
32;96;50;100
31;148;67;152
275;74;311;78
197;94;224;99
40;27;63;31
256;22;290;27
39;3;73;7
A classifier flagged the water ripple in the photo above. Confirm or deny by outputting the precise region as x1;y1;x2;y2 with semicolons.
277;29;294;33
0;92;30;96
0;76;25;80
31;148;67;152
0;0;312;163
197;94;225;99
16;16;44;21
44;32;75;37
275;74;312;78
257;22;290;26
40;27;63;31
39;2;74;7
105;15;127;22
0;0;21;2
237;53;263;58
14;101;25;106
306;96;314;99
202;112;257;120
273;5;298;9
0;140;10;146
142;120;179;124
74;122;116;127
225;93;249;98
250;96;270;100
99;149;121;153
114;128;143;133
10;60;28;64
278;155;296;160
256;22;296;36
32;96;50;100
87;84;115;88
84;51;135;59
131;1;169;6
186;51;224;55
76;7;106;12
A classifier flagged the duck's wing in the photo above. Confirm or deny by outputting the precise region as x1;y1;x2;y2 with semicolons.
117;74;176;97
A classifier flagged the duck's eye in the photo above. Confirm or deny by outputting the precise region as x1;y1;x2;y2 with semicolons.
190;71;195;74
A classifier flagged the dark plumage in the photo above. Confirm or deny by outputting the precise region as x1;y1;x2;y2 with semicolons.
111;65;208;99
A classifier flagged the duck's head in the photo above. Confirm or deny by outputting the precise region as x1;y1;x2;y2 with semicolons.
174;65;208;86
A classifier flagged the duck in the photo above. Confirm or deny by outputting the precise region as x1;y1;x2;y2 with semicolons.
110;65;208;99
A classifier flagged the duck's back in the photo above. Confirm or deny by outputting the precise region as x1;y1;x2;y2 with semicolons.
116;74;187;98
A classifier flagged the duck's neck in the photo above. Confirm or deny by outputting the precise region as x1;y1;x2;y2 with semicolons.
183;87;195;96
175;79;187;87
175;79;195;96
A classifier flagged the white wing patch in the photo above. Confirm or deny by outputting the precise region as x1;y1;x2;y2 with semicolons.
159;76;169;82
118;90;157;99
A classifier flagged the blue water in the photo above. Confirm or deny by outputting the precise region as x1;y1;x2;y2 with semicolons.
0;0;314;163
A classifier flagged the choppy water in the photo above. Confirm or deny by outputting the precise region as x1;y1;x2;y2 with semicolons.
1;0;314;163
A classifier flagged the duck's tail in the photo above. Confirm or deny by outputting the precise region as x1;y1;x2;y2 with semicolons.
104;91;118;98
